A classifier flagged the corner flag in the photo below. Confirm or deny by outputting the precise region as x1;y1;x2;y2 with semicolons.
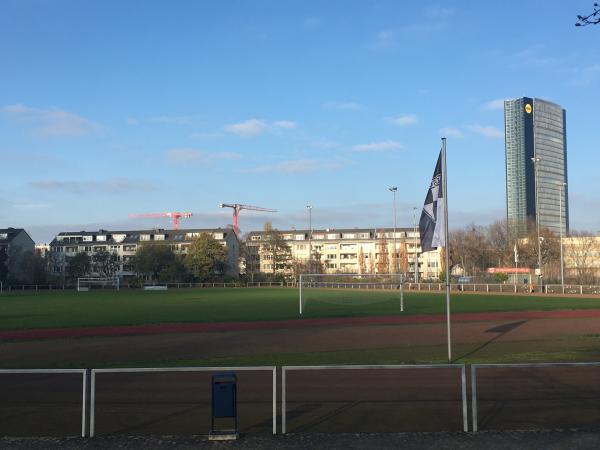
419;149;445;252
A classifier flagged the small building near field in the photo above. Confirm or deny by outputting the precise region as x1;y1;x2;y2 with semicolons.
0;228;35;283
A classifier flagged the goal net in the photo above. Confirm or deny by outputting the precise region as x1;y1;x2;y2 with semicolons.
299;273;404;316
77;277;120;292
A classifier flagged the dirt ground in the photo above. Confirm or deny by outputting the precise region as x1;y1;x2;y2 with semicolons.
2;430;600;450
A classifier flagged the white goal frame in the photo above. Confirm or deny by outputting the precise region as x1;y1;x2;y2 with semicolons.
299;273;404;315
77;276;120;292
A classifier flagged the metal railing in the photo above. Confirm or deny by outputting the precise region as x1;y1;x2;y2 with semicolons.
281;364;468;433
0;368;88;437
471;362;600;432
90;366;276;437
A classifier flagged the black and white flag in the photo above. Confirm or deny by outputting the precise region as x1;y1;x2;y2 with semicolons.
419;149;445;252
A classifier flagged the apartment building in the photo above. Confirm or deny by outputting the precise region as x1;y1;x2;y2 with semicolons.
245;227;443;280
0;228;35;282
49;228;239;278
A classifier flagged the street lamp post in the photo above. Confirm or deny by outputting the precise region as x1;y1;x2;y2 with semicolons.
413;206;418;283
389;187;398;274
531;157;543;293
306;205;312;273
389;187;403;312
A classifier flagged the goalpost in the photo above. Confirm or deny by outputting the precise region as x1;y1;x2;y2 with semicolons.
77;276;120;292
299;273;404;315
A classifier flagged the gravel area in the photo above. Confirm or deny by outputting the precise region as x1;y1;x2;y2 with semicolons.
2;430;600;450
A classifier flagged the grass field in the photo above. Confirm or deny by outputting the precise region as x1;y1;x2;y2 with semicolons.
1;287;600;330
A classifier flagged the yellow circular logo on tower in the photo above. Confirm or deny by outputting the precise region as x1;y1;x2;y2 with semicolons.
525;104;532;114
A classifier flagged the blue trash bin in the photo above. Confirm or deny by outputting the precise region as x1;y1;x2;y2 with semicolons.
210;373;238;439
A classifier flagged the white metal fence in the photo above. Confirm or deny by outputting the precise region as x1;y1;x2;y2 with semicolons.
281;364;468;434
3;281;600;294
89;366;277;437
0;369;88;437
471;362;600;432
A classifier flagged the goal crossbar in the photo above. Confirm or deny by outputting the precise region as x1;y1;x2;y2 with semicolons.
299;273;404;315
77;277;120;292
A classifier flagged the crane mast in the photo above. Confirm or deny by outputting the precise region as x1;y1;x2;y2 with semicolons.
220;203;276;235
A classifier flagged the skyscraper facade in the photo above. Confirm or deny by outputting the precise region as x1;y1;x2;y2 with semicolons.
504;97;569;240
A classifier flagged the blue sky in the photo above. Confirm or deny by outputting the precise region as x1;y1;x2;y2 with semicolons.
1;1;599;242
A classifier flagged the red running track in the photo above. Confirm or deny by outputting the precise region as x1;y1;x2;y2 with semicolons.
2;309;600;341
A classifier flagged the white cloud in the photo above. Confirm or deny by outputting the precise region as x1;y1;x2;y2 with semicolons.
273;120;297;130
166;148;242;165
28;178;157;194
127;117;139;125
352;140;404;152
225;119;296;137
483;99;506;110
244;158;348;174
467;124;503;139
386;114;418;126
323;101;361;111
2;103;103;137
225;119;269;137
12;203;52;210
439;127;465;139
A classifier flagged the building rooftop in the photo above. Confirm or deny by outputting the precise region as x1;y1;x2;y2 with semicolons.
0;228;27;244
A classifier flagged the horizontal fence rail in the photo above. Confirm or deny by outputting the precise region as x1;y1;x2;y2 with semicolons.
471;362;600;432
90;366;276;437
0;369;88;437
281;364;468;434
4;281;600;294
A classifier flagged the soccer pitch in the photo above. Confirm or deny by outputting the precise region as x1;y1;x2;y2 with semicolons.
1;287;600;331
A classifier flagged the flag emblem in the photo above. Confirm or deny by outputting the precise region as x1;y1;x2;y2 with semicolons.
419;149;445;252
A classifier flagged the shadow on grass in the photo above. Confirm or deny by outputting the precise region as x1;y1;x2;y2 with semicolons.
454;320;529;362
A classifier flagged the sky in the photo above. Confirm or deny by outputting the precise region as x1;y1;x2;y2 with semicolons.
1;0;600;243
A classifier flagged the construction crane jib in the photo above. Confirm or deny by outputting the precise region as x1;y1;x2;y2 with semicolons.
129;212;193;230
219;203;276;235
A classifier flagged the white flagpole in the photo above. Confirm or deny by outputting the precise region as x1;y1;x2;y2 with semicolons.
442;137;452;362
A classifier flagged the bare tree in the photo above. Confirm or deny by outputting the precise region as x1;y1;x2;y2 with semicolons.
449;224;488;276
564;231;599;284
261;222;292;277
576;2;600;26
487;220;512;267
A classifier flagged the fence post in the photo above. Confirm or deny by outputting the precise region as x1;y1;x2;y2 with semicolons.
471;365;478;432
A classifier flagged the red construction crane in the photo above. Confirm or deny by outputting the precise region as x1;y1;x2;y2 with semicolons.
220;203;276;235
129;212;193;230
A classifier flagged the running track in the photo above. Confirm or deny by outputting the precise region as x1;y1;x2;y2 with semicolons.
2;309;600;341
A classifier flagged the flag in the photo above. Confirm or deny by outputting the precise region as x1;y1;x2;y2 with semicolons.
419;149;445;252
514;242;519;264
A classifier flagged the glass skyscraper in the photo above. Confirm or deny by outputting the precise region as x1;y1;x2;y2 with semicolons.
504;97;569;240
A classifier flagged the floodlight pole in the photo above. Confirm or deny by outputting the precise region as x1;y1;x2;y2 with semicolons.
306;205;313;273
557;182;566;292
531;156;543;293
